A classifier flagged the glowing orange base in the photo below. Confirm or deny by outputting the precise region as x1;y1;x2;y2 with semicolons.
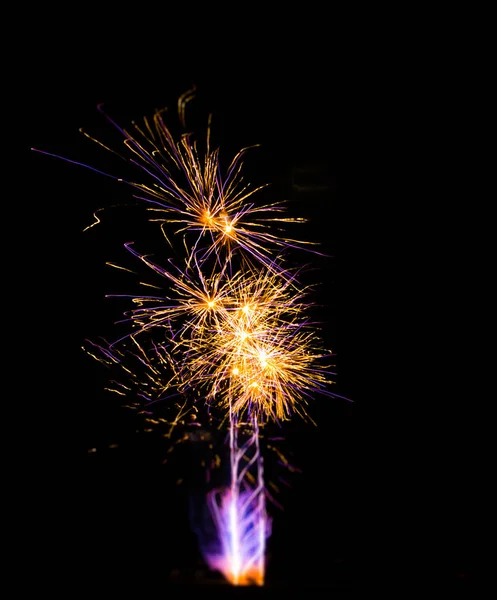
225;568;264;586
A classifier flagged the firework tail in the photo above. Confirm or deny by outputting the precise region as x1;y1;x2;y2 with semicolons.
201;409;271;585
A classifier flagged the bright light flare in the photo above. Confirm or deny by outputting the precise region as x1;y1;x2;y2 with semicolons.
202;415;271;586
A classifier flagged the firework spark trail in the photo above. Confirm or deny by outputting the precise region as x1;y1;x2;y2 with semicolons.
35;89;339;586
204;412;270;586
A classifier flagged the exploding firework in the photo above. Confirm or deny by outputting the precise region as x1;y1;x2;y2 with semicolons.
34;88;338;586
92;242;336;424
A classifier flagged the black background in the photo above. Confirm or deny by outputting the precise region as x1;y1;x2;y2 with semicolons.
24;19;479;595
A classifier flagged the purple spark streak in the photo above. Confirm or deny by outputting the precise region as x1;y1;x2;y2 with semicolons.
201;412;271;586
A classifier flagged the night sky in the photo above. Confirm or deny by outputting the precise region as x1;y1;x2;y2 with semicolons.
26;27;477;595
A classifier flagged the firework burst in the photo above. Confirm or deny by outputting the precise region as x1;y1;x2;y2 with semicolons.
90;241;335;424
